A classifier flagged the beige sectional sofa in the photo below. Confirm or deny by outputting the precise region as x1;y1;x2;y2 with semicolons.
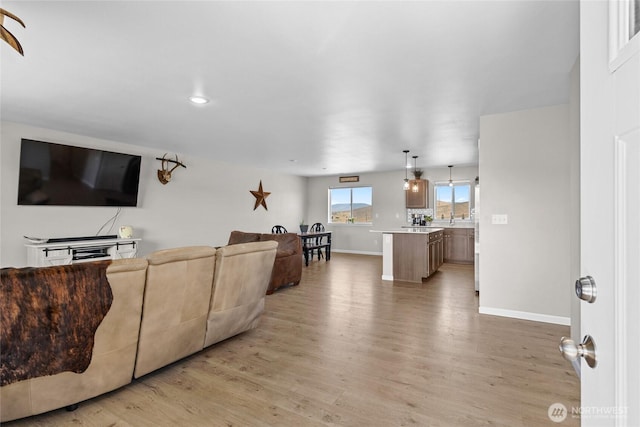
0;241;277;422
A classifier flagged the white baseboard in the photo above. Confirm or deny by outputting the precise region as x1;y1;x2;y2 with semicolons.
382;275;393;281
331;249;382;256
478;306;571;326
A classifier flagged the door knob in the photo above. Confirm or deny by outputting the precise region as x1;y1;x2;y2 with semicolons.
559;335;597;368
575;276;597;303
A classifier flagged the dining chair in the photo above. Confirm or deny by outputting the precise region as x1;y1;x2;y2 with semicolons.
271;225;287;234
309;222;325;260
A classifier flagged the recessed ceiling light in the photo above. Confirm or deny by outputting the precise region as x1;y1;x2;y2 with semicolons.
189;96;209;105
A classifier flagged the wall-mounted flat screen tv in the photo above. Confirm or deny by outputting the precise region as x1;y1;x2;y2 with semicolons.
18;139;142;207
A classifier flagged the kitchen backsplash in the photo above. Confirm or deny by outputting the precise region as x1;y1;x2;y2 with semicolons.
407;208;477;224
407;208;433;223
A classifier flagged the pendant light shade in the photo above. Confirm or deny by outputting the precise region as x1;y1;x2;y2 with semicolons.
448;165;454;187
403;150;410;190
412;156;419;192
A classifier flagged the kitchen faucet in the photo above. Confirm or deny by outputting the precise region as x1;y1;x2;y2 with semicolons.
449;213;455;225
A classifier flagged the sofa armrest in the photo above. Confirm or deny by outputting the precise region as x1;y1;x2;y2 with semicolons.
1;258;148;422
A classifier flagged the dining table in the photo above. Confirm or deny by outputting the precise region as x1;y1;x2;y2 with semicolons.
297;231;332;266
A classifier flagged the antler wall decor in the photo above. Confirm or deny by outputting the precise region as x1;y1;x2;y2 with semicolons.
156;153;186;184
0;8;26;56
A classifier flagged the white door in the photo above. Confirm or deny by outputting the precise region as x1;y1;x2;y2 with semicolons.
579;1;639;425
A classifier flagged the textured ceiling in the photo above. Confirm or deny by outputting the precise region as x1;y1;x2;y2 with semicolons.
1;1;579;176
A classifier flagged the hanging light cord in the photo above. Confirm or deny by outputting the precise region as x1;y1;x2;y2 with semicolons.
403;150;410;190
412;156;419;192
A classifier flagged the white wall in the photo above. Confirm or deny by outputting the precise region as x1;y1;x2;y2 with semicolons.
0;122;307;267
306;171;406;254
306;165;478;254
478;104;575;324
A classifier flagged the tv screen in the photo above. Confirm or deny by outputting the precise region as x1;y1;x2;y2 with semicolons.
18;139;142;207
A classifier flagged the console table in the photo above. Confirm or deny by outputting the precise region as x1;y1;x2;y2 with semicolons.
25;236;141;267
298;231;331;266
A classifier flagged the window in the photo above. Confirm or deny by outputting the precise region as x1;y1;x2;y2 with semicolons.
435;182;470;220
611;0;640;68
329;186;372;224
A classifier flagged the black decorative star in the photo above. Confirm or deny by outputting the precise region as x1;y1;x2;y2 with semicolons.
250;180;270;211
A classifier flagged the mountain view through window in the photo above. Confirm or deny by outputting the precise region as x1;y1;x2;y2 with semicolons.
329;187;372;224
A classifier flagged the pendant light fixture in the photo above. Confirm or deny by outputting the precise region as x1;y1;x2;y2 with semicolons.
448;165;454;187
403;150;410;190
412;156;420;192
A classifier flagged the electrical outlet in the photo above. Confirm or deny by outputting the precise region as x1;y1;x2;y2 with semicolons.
492;214;508;225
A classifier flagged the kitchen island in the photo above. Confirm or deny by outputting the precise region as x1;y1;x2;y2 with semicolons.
371;228;445;283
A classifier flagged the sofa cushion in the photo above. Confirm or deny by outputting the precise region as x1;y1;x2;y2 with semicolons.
228;231;302;294
203;241;277;347
134;246;216;379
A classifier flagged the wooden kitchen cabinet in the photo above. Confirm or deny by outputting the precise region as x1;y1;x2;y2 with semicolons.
427;230;444;276
443;228;474;264
405;179;428;208
393;233;427;282
392;230;442;282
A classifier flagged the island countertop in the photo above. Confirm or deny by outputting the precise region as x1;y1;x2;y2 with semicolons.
403;222;475;229
370;227;445;234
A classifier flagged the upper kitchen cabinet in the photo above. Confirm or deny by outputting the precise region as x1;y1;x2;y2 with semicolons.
406;179;428;208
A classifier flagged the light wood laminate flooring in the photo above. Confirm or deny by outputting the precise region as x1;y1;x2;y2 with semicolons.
6;254;580;426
